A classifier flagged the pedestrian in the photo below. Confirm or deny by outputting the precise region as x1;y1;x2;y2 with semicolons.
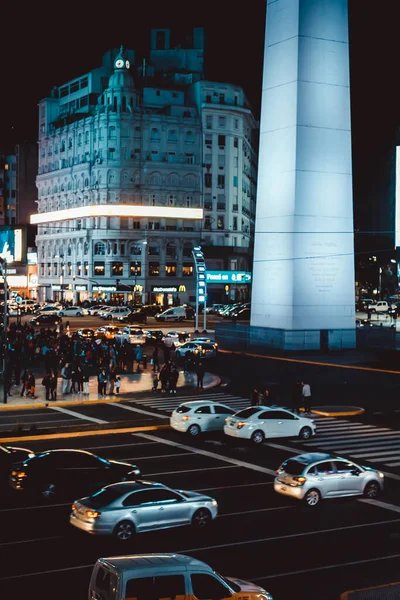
98;369;107;396
159;363;170;394
135;344;144;373
115;376;121;395
49;372;57;401
196;360;205;390
61;362;72;395
82;368;90;396
152;346;160;373
169;365;179;395
108;368;117;395
184;350;192;374
21;368;29;397
65;321;70;336
42;371;52;401
75;366;84;394
301;381;312;413
262;388;270;405
27;371;36;398
151;372;159;392
292;381;302;414
250;387;259;407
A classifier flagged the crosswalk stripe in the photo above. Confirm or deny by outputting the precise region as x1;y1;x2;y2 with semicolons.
315;423;369;430
305;431;400;446
348;447;400;458
384;461;400;467
368;456;400;464
329;439;400;453
312;427;390;439
306;437;400;450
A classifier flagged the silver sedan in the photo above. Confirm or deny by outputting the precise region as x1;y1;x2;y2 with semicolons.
70;480;218;540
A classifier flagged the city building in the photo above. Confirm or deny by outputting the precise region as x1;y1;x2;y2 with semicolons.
3;143;38;226
33;29;258;305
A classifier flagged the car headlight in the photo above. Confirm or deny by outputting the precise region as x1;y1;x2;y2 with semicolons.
211;500;218;506
378;472;384;478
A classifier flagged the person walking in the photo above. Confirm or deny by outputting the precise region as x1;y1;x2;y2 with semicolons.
135;345;144;373
250;387;259;407
98;368;107;396
108;368;117;395
21;368;29;397
27;371;36;398
152;347;160;373
159;363;170;394
75;366;84;394
82;367;90;396
169;365;179;395
42;372;52;401
61;363;72;395
49;372;57;401
301;381;312;414
196;360;205;390
292;381;303;414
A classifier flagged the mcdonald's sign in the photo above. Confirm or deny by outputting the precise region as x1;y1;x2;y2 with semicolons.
178;285;186;293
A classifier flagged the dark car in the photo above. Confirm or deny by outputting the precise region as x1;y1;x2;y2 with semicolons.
1;445;34;482
29;314;62;326
184;305;195;319
9;449;141;501
119;310;147;324
141;304;162;316
143;329;164;343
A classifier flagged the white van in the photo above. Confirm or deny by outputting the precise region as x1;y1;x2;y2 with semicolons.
155;306;186;322
89;553;272;600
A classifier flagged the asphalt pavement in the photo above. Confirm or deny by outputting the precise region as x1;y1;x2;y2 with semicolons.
1;425;400;600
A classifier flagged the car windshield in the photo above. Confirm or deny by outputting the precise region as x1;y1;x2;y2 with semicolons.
89;487;124;506
233;407;261;419
218;574;241;593
282;459;306;475
176;405;191;414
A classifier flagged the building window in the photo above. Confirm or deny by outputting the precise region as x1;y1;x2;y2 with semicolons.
185;153;194;164
84;242;89;255
112;262;123;276
54;263;58;276
206;115;212;129
94;261;105;276
130;261;141;277
218;135;226;147
78;134;82;146
165;263;176;276
166;243;177;258
185;130;194;142
219;93;225;104
206;94;212;103
234;118;239;130
217;216;224;230
94;241;106;255
182;263;193;277
120;243;125;255
204;173;212;188
149;262;159;276
77;261;82;275
148;221;160;230
217;175;225;189
205;216;212;230
233;216;238;231
11;190;16;198
218;116;226;127
40;263;44;277
151;128;160;141
61;141;65;152
135;126;141;137
233;175;238;187
47;263;51;277
183;244;192;258
130;244;142;255
68;138;72;149
113;243;118;255
109;126;116;139
234;137;238;148
148;244;160;256
133;221;140;230
84;261;89;275
168;129;178;142
67;262;72;276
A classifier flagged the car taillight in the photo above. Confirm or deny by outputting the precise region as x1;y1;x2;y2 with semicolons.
13;471;27;478
293;476;307;486
72;503;76;511
237;421;246;429
181;416;190;421
85;510;101;518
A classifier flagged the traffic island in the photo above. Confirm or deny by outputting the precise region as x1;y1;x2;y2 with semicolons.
300;406;365;417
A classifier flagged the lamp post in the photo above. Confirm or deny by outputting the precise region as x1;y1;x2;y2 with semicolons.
0;258;8;404
379;267;382;301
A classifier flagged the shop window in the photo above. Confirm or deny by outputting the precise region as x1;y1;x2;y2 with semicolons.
130;261;141;276
112;262;123;276
165;263;176;276
149;262;160;276
182;263;193;277
94;261;105;276
133;221;141;230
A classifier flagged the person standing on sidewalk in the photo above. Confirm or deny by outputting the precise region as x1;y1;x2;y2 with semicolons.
61;363;72;395
21;368;29;397
49;372;57;401
42;372;52;401
196;360;205;390
82;367;90;396
301;381;312;414
152;346;160;373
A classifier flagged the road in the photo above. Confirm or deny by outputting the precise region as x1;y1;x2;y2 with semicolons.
1;393;400;600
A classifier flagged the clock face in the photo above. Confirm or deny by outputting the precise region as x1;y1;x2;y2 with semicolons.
115;59;124;68
125;60;130;69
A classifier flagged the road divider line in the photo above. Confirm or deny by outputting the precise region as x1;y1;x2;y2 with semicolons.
50;406;107;424
135;432;280;477
0;424;170;443
107;402;169;419
120;452;192;461
194;482;273;493
359;499;400;514
219;506;293;518
0;535;63;547
146;465;238;477
179;518;400;554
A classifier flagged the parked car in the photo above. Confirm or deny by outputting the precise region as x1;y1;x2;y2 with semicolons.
162;331;190;348
1;445;34;482
87;304;107;316
58;306;88;317
192;337;218;349
95;326;120;340
114;326;146;345
70;480;218;539
9;449;141;500
155;306;186;322
231;307;250;320
30;314;62;326
104;307;131;320
89;554;273;600
97;307;114;318
224;406;316;444
142;329;164;343
205;303;224;314
370;301;391;313
274;453;384;507
171;401;236;436
175;341;217;359
77;328;96;339
37;304;62;315
141;303;163;316
356;319;377;329
118;309;147;324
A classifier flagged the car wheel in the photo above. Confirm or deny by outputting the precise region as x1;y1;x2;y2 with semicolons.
41;483;57;501
188;424;201;436
59;312;64;317
192;508;211;528
372;308;376;314
114;520;135;541
364;481;380;499
76;312;81;317
304;489;321;507
299;426;312;440
251;430;265;445
107;315;112;320
178;316;184;322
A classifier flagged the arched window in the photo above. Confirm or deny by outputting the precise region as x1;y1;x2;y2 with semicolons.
54;143;59;154
166;242;177;258
67;245;72;256
84;178;89;188
168;129;178;142
151;128;160;141
61;140;65;152
78;134;82;146
183;243;193;258
94;241;106;255
122;97;127;112
53;185;58;193
60;183;65;191
169;194;176;206
84;242;89;255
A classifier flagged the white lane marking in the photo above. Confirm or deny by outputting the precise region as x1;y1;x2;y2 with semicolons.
350;447;400;458
251;553;400;581
0;536;63;547
146;465;238;477
219;505;293;518
306;433;400;447
106;402;169;419
266;441;400;482
334;439;400;451
314;425;378;433
311;427;390;439
179;518;400;554
121;452;191;461
132;393;235;403
383;461;400;467
76;441;158;451
135;432;278;476
315;422;363;429
194;482;273;493
0;503;70;513
50;406;106;424
359;499;400;514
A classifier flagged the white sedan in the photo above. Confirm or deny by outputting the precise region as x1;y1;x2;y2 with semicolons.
37;304;62;315
171;401;236;436
175;341;217;359
224;406;316;444
162;331;190;348
57;306;88;317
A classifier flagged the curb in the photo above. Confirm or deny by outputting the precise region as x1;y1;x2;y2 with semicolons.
0;423;170;443
0;375;221;412
310;407;365;417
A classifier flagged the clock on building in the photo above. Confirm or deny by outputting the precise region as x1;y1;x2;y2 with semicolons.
115;59;124;69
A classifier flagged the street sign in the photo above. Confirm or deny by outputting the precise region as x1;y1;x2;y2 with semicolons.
14;296;22;303
206;271;252;284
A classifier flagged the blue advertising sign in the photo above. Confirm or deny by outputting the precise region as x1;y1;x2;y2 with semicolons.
206;271;252;284
0;227;23;263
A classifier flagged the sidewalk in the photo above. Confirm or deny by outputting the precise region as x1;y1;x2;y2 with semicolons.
0;370;221;411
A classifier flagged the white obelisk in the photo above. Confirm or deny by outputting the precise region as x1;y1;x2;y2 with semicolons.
250;0;355;350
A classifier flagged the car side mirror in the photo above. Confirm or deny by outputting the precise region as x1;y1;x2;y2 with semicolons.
351;469;361;476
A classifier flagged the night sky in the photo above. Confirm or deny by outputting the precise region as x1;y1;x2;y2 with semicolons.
1;0;398;253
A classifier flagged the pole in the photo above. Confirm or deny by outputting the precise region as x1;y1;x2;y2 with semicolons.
1;260;8;404
379;268;382;301
203;294;207;332
195;286;199;332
